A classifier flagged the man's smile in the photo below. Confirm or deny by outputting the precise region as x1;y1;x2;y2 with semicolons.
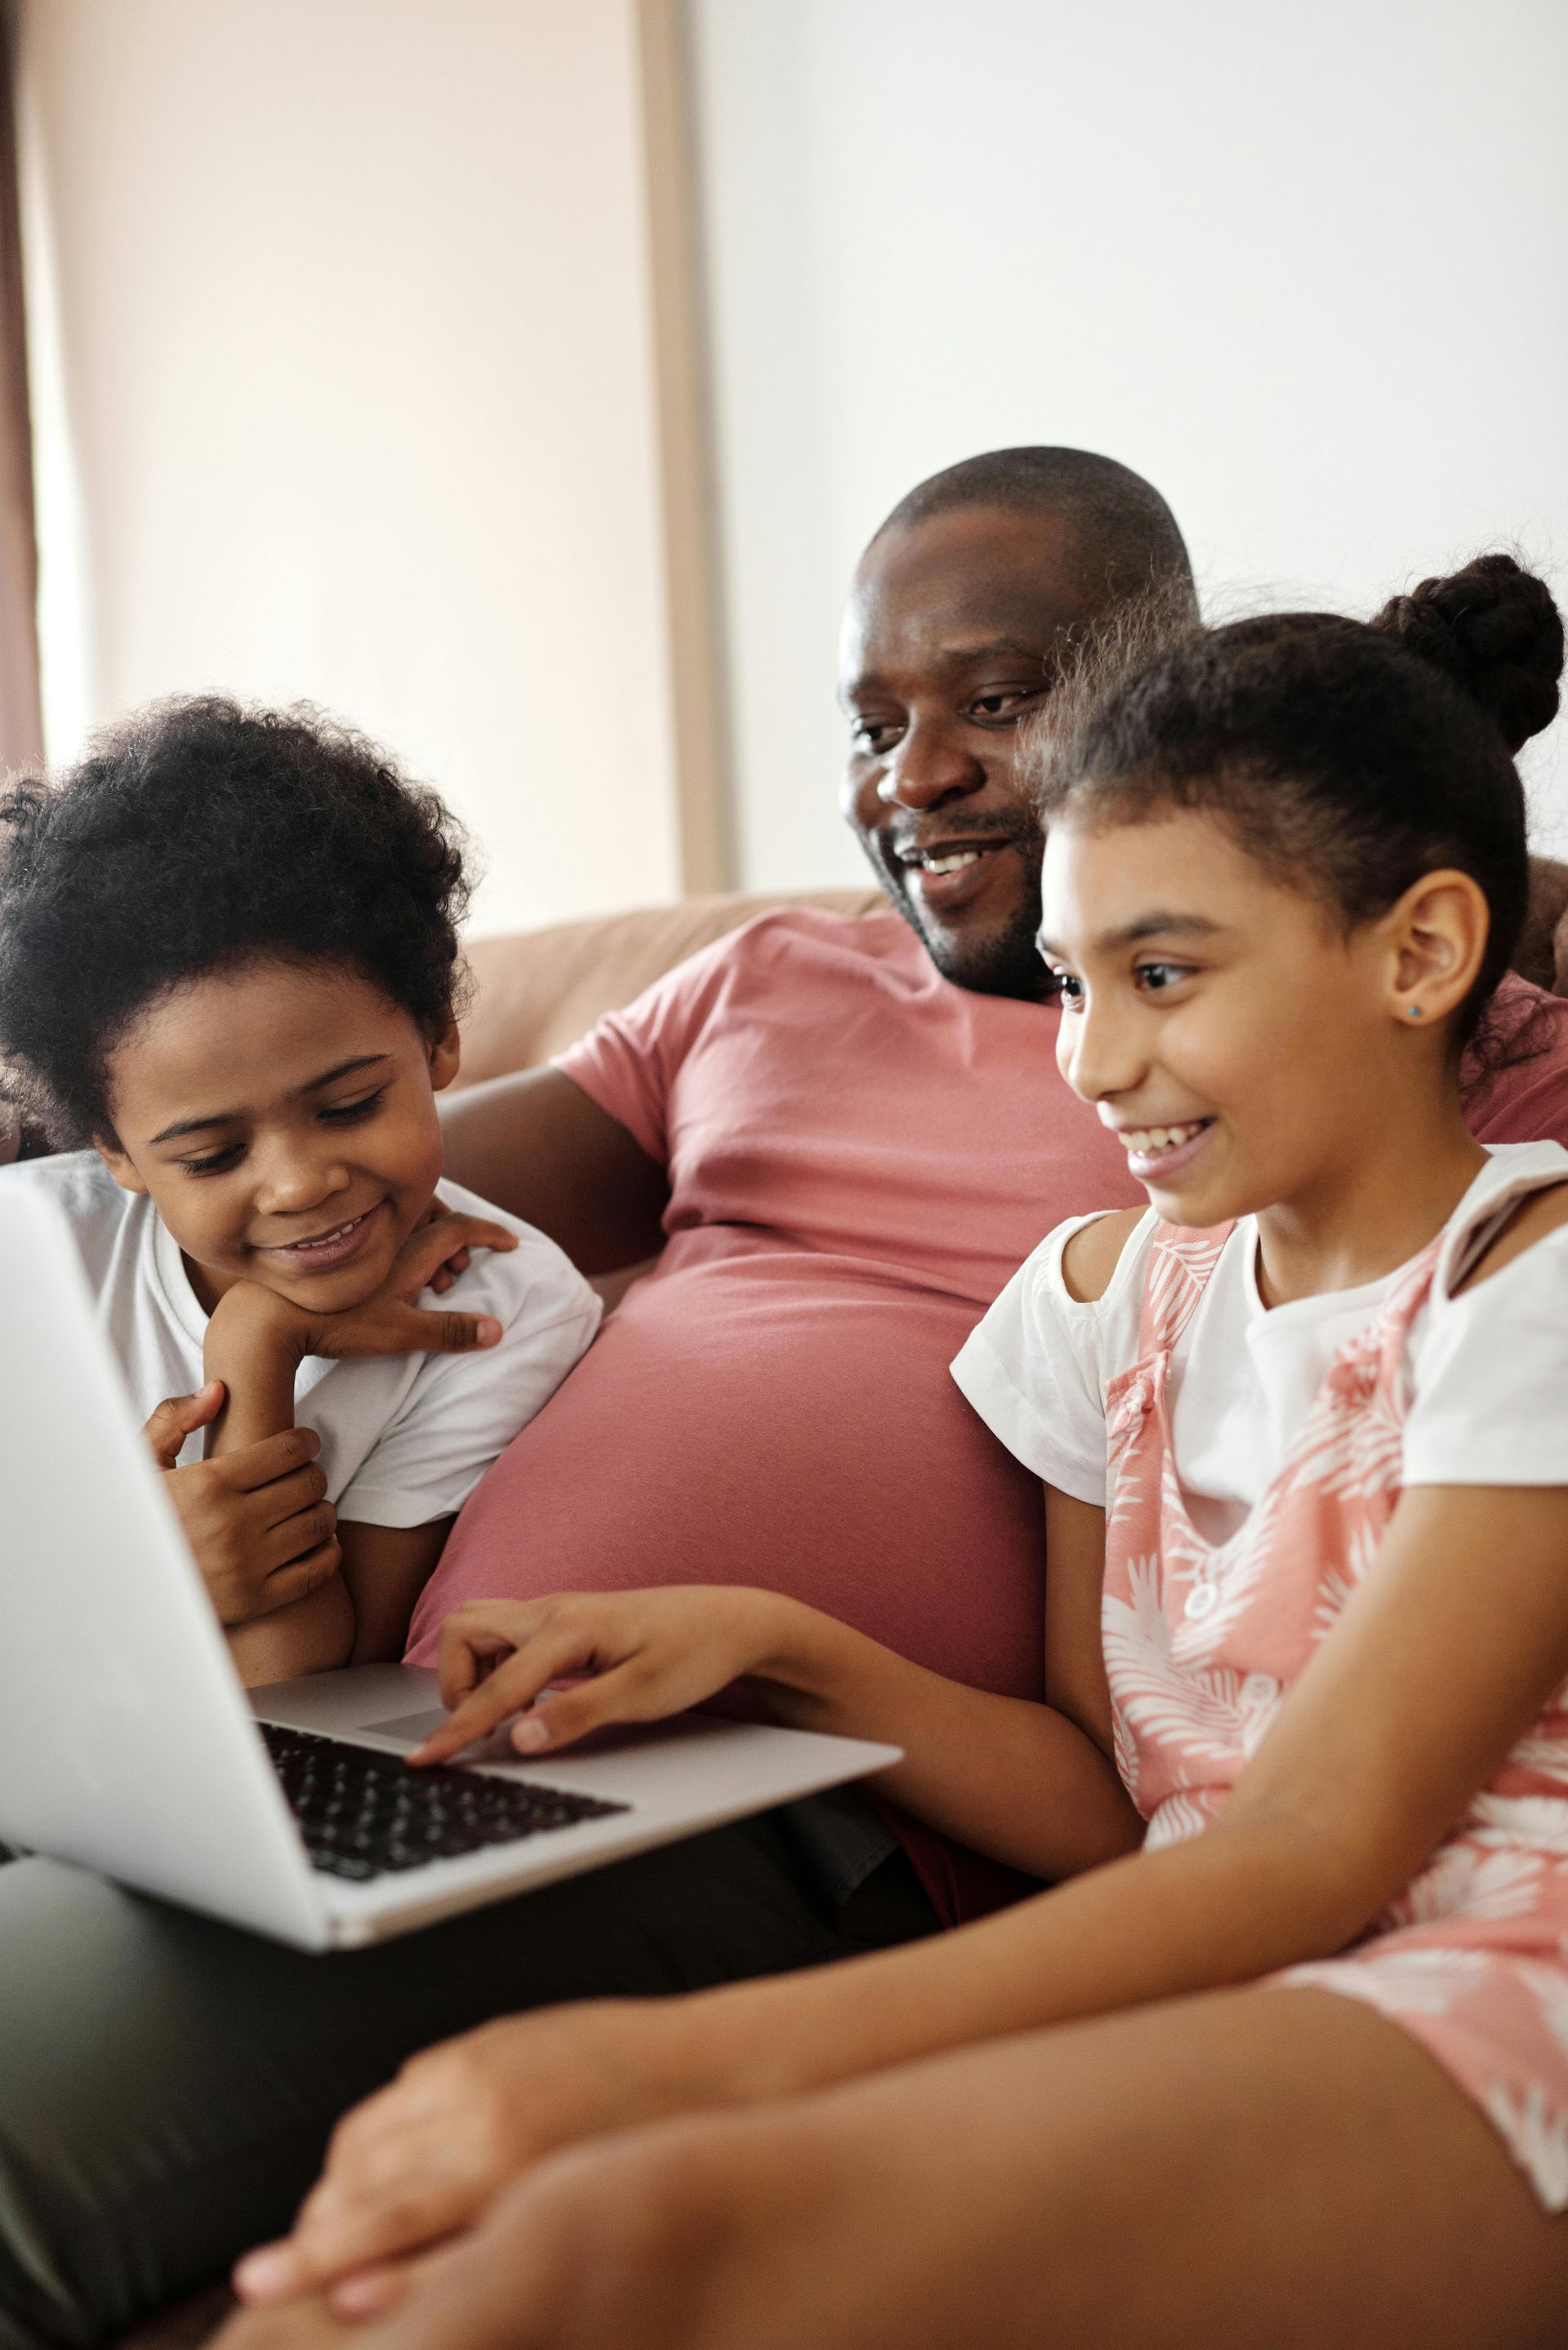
884;823;1035;918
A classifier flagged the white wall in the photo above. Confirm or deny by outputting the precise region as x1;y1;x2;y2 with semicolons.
691;0;1568;890
19;0;680;936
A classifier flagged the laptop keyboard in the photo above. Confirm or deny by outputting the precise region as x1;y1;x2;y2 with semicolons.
260;1723;630;1883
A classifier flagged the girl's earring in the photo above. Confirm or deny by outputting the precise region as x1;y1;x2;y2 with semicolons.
1407;1005;1422;1019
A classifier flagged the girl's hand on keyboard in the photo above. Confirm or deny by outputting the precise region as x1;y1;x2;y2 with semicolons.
407;1587;799;1767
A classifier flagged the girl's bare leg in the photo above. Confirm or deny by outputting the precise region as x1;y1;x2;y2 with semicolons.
336;1986;1568;2350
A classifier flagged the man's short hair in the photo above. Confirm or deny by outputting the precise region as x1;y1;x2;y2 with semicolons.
874;446;1196;610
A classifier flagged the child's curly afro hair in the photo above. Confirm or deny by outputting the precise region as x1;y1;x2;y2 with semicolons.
0;695;473;1145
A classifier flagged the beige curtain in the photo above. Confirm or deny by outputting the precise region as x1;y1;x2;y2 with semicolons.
0;0;40;779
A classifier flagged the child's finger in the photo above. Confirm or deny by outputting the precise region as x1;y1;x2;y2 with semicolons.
399;1215;514;1284
256;1460;331;1534
257;1536;343;1616
222;1425;323;1493
448;1216;518;1255
142;1380;225;1469
409;1308;501;1353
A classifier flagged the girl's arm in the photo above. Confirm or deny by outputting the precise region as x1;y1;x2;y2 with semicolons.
411;1483;1141;1884
243;1469;1568;2310
679;1474;1568;2098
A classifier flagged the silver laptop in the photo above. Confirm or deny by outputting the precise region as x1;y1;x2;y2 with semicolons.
0;1184;899;1949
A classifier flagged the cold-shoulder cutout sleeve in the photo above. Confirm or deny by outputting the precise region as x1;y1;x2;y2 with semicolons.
951;1209;1153;1505
1452;1179;1568;1295
1406;1212;1568;1490
1062;1205;1147;1302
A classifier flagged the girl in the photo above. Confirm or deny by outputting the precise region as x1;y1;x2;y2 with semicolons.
0;698;600;1685
234;554;1568;2349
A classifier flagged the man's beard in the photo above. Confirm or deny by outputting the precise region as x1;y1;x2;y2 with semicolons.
862;816;1050;1001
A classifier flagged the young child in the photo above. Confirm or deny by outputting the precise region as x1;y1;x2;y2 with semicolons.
0;698;599;1687
243;555;1568;2345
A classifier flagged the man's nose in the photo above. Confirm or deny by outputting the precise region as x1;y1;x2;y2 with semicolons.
876;719;983;811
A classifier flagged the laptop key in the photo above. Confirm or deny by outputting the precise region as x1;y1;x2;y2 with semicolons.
259;1723;629;1881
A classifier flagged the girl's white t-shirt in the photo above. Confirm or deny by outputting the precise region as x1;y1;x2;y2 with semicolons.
0;1151;602;1527
953;1140;1568;1542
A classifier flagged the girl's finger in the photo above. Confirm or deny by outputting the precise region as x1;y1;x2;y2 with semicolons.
508;1661;662;1755
435;1604;547;1707
236;2185;461;2305
327;2247;452;2320
410;1629;599;1764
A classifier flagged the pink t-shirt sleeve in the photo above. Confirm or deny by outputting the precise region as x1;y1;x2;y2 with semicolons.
1466;979;1568;1148
550;936;737;1166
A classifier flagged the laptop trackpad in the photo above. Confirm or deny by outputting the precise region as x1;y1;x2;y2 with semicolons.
365;1706;449;1744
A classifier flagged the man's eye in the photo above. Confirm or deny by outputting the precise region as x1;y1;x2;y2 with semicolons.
178;1144;243;1176
850;718;903;755
968;686;1045;725
320;1088;388;1126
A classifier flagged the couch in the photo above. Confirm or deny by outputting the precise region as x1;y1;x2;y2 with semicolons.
452;887;884;1087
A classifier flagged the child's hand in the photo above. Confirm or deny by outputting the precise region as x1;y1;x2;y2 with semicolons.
408;1588;791;1765
294;1210;519;1362
412;1200;481;1296
144;1385;341;1625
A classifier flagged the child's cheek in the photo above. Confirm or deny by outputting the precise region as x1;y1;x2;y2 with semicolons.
398;1103;448;1206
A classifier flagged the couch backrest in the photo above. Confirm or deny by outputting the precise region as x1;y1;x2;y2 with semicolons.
454;886;885;1087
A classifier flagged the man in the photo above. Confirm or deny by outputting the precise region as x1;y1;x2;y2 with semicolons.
405;452;1193;1714
2;449;1566;2350
408;446;1568;1709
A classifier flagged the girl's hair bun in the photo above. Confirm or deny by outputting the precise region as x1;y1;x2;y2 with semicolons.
1372;553;1563;754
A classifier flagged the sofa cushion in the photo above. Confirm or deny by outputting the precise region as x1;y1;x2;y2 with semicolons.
454;887;884;1086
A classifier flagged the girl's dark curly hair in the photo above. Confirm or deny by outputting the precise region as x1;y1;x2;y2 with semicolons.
1035;553;1564;1049
0;696;473;1144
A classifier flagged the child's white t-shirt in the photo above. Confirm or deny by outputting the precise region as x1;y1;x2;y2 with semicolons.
953;1139;1568;1545
0;1152;602;1527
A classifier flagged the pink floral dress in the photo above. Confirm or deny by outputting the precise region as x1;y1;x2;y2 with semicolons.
1105;1203;1568;2210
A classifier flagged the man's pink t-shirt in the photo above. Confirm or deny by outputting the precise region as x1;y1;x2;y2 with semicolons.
408;909;1139;1692
408;916;1568;1697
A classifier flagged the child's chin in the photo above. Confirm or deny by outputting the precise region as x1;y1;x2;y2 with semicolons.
272;1260;390;1314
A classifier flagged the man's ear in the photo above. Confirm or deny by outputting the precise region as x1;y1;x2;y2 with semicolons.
94;1132;149;1196
426;1017;462;1095
1381;868;1490;1028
